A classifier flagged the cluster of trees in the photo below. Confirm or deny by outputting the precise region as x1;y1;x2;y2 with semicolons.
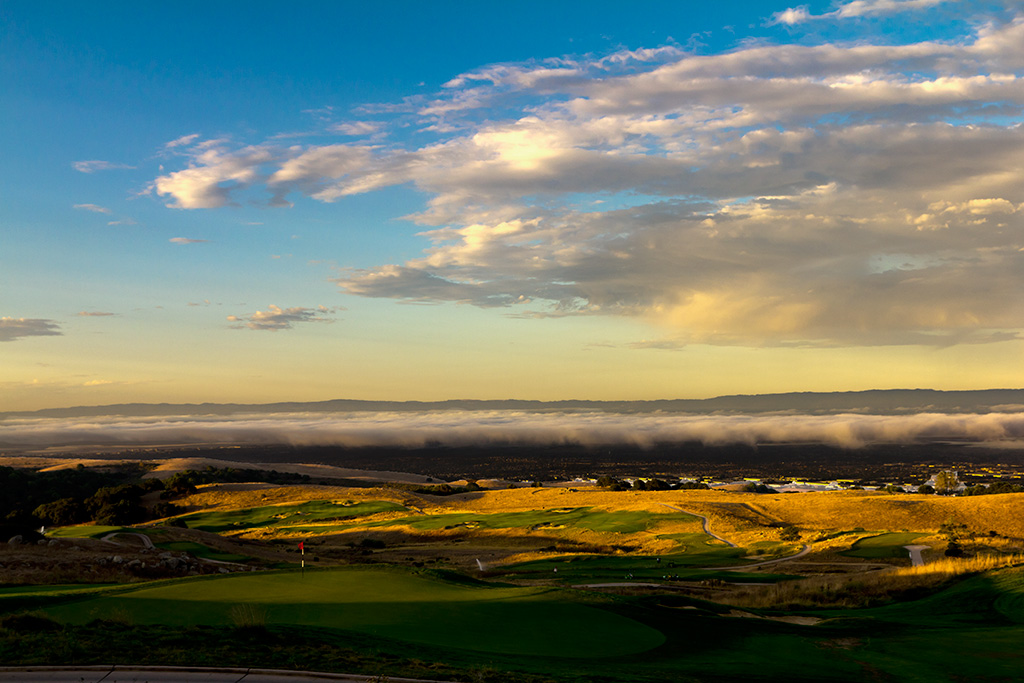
32;479;169;526
740;482;777;494
596;476;709;491
407;481;482;496
0;464;305;533
0;463;151;528
960;481;1024;496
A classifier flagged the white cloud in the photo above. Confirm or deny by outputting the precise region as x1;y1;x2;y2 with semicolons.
331;121;382;136
0;317;62;342
169;237;209;244
772;0;946;24
72;160;136;173
227;304;337;331
149;12;1024;348
73;203;112;214
153;143;277;208
164;133;201;149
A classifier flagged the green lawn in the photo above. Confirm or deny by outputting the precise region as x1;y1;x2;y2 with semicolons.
155;541;250;563
49;525;128;539
359;506;701;534
842;532;928;559
176;500;408;533
41;567;664;658
9;564;1024;681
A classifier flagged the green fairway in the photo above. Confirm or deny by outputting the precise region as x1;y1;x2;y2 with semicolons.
49;525;128;538
360;506;700;534
842;532;927;559
0;584;117;597
177;500;408;533
496;534;801;584
42;567;664;658
499;551;795;584
155;541;250;563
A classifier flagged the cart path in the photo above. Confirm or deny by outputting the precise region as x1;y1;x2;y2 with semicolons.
100;532;155;549
904;544;929;567
659;504;738;547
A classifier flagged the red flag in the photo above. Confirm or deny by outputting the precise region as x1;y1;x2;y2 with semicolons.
298;541;304;552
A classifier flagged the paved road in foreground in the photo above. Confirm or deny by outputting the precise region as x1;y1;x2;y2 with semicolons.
0;666;457;683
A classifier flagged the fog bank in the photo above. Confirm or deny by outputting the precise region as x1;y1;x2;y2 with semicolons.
3;410;1024;450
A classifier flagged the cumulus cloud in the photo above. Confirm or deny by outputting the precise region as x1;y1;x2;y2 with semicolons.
2;410;1023;450
227;304;338;331
73;204;111;214
169;237;209;244
72;160;136;173
149;11;1024;348
0;317;62;342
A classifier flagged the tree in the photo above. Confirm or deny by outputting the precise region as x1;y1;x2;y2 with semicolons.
934;470;959;495
938;520;969;542
917;484;935;495
33;497;87;526
779;525;801;542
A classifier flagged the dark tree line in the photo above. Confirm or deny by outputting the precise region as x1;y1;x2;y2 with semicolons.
1;464;331;535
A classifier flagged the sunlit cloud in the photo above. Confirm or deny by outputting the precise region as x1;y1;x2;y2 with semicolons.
169;237;209;244
148;13;1024;349
0;318;62;342
77;311;115;317
227;304;338;331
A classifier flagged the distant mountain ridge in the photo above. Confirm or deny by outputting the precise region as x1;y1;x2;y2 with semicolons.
4;389;1024;420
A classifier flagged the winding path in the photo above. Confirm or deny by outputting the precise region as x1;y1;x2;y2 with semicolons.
659;504;738;547
100;532;155;549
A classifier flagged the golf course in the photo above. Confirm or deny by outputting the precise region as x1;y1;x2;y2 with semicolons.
4;470;1024;682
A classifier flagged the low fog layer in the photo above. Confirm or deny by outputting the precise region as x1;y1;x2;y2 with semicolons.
2;410;1024;450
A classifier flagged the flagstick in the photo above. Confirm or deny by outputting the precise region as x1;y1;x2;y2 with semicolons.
301;543;305;577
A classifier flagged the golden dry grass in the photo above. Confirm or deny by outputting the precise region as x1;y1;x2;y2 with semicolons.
179;483;412;511
176;485;1024;552
720;553;1024;610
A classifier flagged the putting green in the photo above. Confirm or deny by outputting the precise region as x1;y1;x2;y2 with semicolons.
842;532;927;559
43;567;664;657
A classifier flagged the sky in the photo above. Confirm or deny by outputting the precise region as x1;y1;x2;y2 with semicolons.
2;0;1023;412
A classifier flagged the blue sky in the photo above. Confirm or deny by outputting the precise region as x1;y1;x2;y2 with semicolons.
2;0;1023;411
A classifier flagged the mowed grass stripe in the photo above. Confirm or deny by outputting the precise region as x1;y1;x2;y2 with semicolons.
363;507;701;534
42;567;665;658
178;500;407;532
842;532;928;559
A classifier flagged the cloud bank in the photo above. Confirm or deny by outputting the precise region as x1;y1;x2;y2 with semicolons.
149;9;1024;349
3;410;1024;450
